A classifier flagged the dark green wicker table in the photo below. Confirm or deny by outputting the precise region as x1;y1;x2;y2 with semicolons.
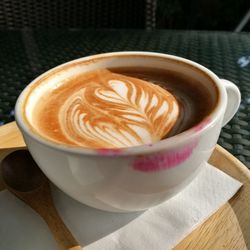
0;29;249;168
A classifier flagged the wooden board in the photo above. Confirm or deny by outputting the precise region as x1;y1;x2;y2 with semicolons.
0;122;250;249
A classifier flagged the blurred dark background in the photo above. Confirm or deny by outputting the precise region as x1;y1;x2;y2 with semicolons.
157;0;250;31
0;0;249;31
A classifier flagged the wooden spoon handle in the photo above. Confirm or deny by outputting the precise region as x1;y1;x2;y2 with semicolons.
10;184;82;250
0;122;25;150
40;203;82;250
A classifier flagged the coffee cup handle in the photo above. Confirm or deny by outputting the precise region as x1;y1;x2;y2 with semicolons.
220;79;241;126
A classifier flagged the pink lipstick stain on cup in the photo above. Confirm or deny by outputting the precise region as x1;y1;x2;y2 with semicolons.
132;119;210;172
96;148;123;156
192;118;210;132
133;140;198;172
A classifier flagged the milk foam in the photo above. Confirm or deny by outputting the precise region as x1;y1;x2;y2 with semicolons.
26;69;180;148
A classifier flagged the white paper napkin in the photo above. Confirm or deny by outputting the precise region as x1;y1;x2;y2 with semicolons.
0;163;242;250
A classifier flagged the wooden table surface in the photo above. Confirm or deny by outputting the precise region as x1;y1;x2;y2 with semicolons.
0;122;250;249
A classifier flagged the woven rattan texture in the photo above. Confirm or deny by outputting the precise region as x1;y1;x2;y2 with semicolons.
0;0;148;29
0;30;249;167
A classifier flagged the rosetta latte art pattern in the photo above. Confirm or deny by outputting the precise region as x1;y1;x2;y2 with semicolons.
56;70;179;148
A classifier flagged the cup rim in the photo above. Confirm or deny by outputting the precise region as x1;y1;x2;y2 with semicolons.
15;51;227;156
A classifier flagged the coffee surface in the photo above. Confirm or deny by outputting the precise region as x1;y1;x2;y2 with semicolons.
32;69;181;148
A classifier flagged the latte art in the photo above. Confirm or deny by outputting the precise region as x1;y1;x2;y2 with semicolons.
33;69;179;148
58;70;179;148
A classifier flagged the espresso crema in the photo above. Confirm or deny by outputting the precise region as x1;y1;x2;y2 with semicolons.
29;69;180;148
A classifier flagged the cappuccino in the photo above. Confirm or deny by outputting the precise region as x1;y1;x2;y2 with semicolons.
24;67;217;149
31;69;180;148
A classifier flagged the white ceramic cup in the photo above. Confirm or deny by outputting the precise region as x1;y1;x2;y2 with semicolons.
15;52;241;212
